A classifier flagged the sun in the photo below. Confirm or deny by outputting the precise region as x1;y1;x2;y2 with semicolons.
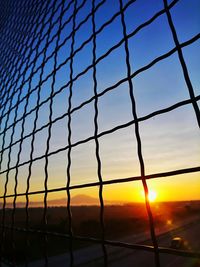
140;189;157;203
148;190;157;202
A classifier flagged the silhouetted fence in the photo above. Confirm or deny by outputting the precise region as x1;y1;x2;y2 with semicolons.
0;0;199;266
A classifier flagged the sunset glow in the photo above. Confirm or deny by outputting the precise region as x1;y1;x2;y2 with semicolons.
148;190;157;202
0;0;199;207
141;189;157;203
0;0;199;266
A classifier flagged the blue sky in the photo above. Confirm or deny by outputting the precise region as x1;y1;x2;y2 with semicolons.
0;0;199;202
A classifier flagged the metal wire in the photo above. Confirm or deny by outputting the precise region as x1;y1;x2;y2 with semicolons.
10;2;46;265
0;0;199;266
0;0;47;112
0;1;47;263
0;33;199;164
42;0;65;265
163;0;200;128
66;1;78;265
92;0;108;265
0;0;178;136
119;0;160;265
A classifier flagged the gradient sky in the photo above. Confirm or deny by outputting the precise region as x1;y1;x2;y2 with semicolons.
0;0;200;204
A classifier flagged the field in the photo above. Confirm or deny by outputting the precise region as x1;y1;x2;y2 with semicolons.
0;200;200;265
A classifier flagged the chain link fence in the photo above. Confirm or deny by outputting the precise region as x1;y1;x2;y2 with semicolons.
0;0;199;266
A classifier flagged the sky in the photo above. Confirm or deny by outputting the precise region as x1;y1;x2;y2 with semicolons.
0;0;200;205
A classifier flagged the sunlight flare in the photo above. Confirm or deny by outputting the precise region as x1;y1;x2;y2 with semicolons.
141;189;157;203
148;190;157;202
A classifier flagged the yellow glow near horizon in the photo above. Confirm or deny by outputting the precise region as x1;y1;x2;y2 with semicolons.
2;173;199;204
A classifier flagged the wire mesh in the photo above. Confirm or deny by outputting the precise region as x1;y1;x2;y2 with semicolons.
0;0;199;266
